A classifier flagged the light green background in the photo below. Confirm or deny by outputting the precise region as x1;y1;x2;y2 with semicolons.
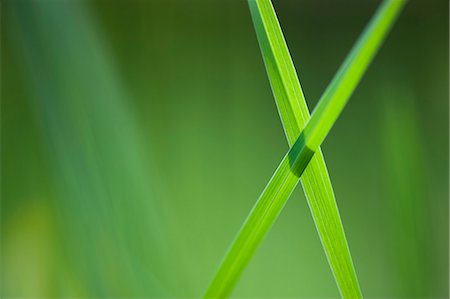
1;0;448;298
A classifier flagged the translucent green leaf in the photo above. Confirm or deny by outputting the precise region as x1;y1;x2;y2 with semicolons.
204;1;405;298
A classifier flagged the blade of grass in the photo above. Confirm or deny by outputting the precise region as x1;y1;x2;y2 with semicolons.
248;0;361;297
204;0;405;297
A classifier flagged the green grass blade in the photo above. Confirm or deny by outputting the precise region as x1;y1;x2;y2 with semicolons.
303;0;406;149
204;135;314;298
204;1;405;297
248;0;361;297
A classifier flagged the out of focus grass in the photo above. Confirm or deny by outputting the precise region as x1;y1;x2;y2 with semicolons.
1;0;448;298
379;72;435;297
4;0;178;296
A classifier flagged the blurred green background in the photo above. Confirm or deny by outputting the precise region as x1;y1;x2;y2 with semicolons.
1;0;448;298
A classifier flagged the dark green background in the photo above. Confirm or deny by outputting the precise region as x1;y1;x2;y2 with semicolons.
1;0;448;297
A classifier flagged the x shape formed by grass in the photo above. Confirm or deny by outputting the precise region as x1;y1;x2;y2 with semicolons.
204;0;405;298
